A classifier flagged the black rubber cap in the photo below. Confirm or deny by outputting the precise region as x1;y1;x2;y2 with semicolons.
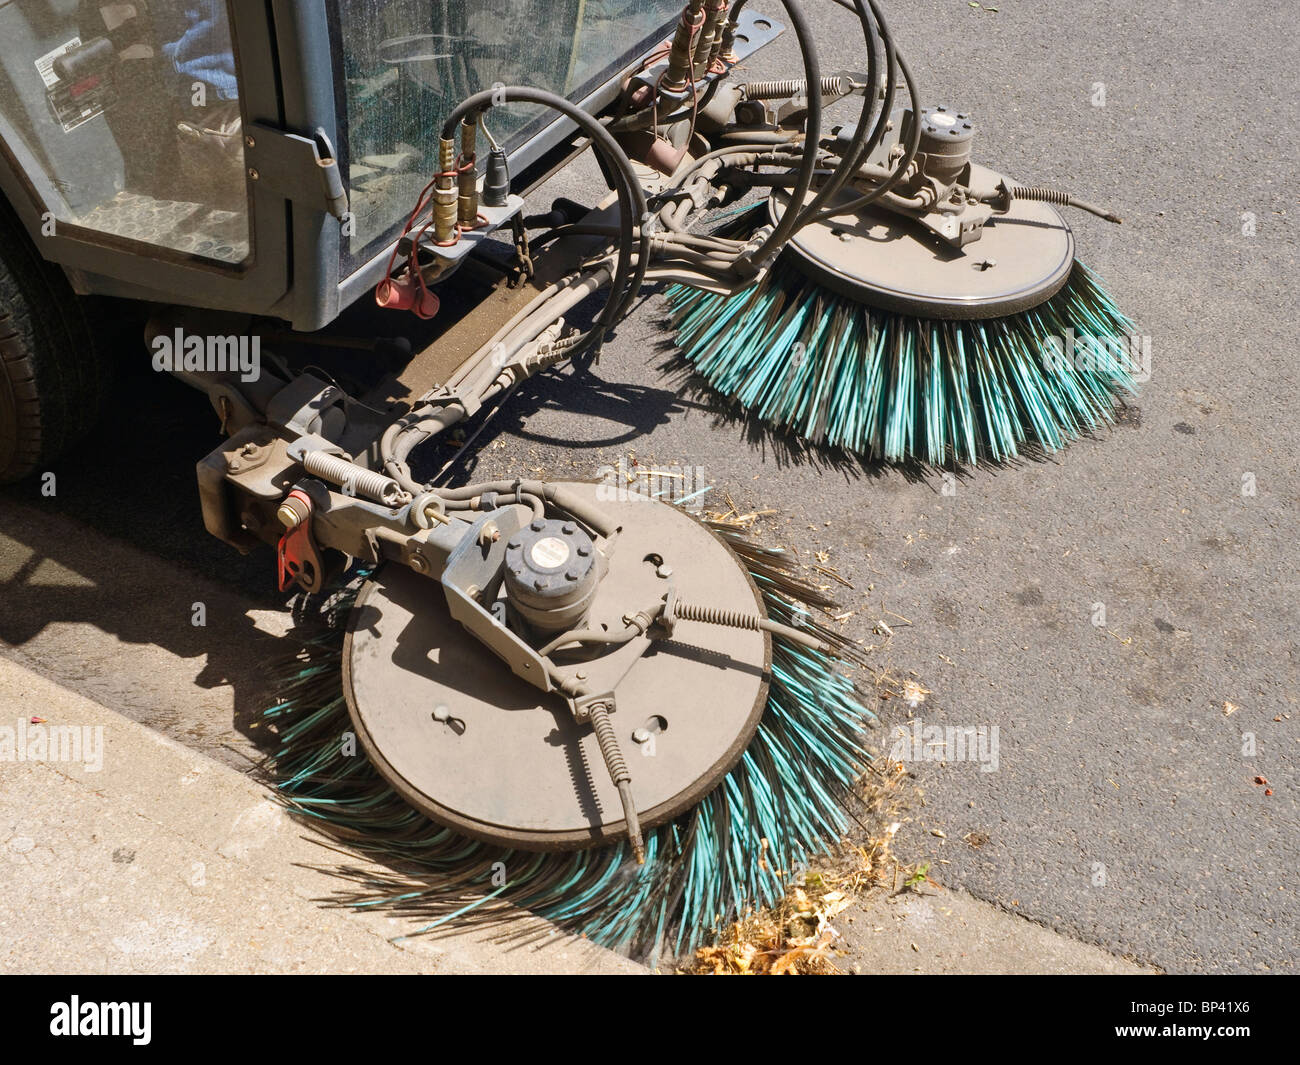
483;147;511;208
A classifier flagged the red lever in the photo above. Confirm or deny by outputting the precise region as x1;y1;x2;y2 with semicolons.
277;490;324;593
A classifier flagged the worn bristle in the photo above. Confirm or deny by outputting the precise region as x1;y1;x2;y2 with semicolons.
261;526;873;960
668;257;1139;465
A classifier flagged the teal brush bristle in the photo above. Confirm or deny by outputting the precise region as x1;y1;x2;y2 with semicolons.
668;258;1139;465
261;524;873;960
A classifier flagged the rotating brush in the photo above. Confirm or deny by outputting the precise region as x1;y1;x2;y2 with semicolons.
261;519;874;959
669;252;1138;466
666;25;1138;466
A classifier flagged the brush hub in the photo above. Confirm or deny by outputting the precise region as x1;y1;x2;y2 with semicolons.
341;484;770;852
771;164;1076;319
916;107;975;186
503;517;599;634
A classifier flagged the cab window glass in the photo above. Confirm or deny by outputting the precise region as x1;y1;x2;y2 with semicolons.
0;0;249;265
331;0;684;274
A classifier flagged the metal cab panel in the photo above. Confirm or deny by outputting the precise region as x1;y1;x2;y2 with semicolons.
0;0;693;330
0;0;290;314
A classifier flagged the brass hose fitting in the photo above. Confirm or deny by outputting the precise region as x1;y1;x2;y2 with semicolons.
434;136;458;244
457;118;479;228
662;0;706;93
698;0;730;78
719;17;740;63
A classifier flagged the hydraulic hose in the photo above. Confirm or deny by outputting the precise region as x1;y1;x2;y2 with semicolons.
788;0;887;228
726;0;924;230
725;0;824;268
439;87;649;353
380;267;613;493
443;489;545;522
807;39;923;225
436;479;620;540
726;0;892;236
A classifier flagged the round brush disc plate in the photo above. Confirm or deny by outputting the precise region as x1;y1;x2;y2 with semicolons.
771;164;1075;319
342;484;769;851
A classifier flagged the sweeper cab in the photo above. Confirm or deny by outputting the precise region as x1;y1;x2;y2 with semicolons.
0;1;1130;861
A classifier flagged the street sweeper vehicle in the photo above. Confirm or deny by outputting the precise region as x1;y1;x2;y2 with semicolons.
0;0;1138;947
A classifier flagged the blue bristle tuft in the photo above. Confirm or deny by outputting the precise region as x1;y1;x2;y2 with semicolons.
668;259;1139;465
261;527;874;960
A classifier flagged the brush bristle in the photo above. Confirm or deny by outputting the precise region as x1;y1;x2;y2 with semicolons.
668;258;1139;465
261;527;873;960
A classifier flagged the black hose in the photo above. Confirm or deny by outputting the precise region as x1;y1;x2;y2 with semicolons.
726;0;887;232
440;87;649;352
727;0;824;268
807;39;923;225
788;0;886;229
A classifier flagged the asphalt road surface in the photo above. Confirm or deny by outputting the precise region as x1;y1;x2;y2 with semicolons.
2;0;1295;973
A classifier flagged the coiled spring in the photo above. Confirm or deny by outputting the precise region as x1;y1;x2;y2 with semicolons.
743;75;853;101
301;451;405;507
674;602;763;631
1013;186;1070;205
589;703;630;785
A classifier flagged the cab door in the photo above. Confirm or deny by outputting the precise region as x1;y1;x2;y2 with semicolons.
0;0;290;317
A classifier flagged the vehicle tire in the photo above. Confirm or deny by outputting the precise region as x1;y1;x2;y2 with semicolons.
0;201;108;483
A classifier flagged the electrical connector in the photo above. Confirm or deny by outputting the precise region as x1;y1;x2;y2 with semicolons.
483;146;511;208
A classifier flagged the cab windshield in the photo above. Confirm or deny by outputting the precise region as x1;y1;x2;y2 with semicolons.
329;0;685;275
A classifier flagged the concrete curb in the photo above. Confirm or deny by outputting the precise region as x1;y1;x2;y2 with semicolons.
0;658;643;974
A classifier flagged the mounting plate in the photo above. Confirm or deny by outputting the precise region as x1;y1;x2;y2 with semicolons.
771;164;1076;320
342;484;770;851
